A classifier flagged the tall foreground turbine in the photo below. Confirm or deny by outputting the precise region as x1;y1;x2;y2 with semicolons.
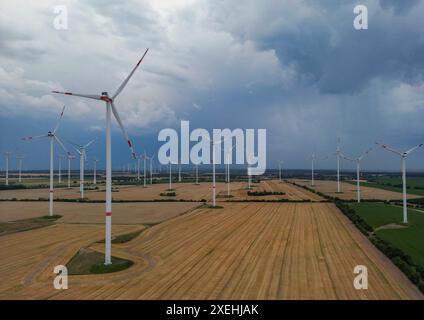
341;148;372;203
22;106;69;216
52;48;148;265
377;142;423;223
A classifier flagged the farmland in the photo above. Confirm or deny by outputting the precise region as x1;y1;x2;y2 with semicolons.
357;177;424;197
290;179;422;200
0;202;421;299
349;202;424;266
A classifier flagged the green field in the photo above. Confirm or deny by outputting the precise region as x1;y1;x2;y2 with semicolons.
349;202;424;265
357;177;424;196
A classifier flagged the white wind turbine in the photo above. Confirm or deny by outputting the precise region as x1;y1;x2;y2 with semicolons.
58;154;66;184
149;154;154;184
247;153;255;190
3;151;12;186
16;154;25;183
278;160;283;182
52;48;147;265
336;138;342;193
225;144;237;197
340;148;372;203
207;136;228;207
67;154;75;189
71;139;96;199
143;151;147;187
195;164;199;185
168;162;173;190
137;154;142;181
376;142;423;223
178;163;182;182
93;159;99;185
310;153;327;187
22;106;69;216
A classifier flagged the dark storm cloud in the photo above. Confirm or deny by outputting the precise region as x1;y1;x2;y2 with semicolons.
379;0;420;13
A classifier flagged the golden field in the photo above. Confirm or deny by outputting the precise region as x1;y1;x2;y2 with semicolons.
0;200;422;299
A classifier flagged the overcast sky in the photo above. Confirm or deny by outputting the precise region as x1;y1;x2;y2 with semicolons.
1;0;424;172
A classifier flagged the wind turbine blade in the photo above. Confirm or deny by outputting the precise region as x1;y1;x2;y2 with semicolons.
52;91;102;100
67;140;83;149
376;142;403;156
72;145;82;155
358;147;373;161
341;153;355;162
22;134;48;141
54;135;70;155
111;102;136;159
53;105;66;134
112;48;149;99
84;138;97;149
405;143;424;155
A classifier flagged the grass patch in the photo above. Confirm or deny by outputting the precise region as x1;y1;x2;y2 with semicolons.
96;228;145;244
66;248;133;275
217;194;234;198
0;215;62;237
207;205;224;209
247;191;285;196
160;192;176;197
112;229;145;244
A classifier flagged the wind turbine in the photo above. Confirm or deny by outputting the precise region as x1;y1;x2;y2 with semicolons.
225;144;237;196
195;164;199;185
149;154;154;184
247;153;254;190
310;153;327;187
3;152;12;186
71;139;96;198
178;163;182;182
376;142;423;223
143;151;147;187
58;154;66;184
16;154;24;183
136;154;141;181
93;159;99;185
340;148;372;203
53;49;146;265
278;160;283;182
336;138;342;193
22;106;69;216
67;154;75;189
168;162;173;190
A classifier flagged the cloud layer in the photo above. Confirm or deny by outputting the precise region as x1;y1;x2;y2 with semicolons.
2;0;424;171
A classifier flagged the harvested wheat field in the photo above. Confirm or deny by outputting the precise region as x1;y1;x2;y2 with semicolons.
0;182;246;202
0;201;201;224
290;179;420;200
1;202;422;299
0;224;141;298
229;180;323;201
